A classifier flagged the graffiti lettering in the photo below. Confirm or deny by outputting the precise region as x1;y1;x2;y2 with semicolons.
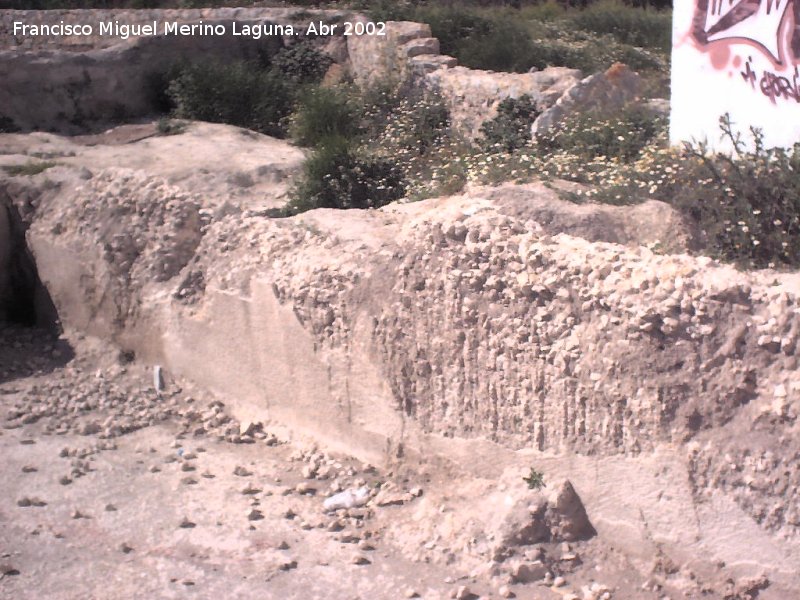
758;66;800;102
741;56;758;86
740;57;800;102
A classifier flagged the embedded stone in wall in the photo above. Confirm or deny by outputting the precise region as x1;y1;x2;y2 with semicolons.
670;0;800;150
426;66;583;139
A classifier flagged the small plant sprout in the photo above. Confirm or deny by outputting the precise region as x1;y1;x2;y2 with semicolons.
523;467;546;490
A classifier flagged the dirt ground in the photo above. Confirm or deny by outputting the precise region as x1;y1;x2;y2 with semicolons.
0;323;486;600
1;321;678;600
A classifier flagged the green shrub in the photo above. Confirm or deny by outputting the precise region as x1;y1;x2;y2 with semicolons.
167;61;292;137
0;115;19;134
156;118;187;136
480;95;541;153
372;89;450;156
287;137;406;213
528;111;800;269
364;1;669;75
566;0;672;54
272;42;334;85
420;7;495;59
538;106;666;163
524;23;665;74
457;18;541;73
357;81;406;137
404;6;536;73
2;161;58;176
291;86;358;148
670;116;800;269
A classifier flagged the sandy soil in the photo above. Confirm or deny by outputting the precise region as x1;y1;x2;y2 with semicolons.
0;323;510;600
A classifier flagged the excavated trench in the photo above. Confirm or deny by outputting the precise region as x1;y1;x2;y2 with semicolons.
0;195;59;329
0;191;73;385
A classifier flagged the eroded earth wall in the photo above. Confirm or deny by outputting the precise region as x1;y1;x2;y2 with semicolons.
1;123;799;595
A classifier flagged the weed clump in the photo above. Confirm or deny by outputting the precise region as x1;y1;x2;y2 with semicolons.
2;161;58;176
673;116;800;269
287;85;457;212
287;138;406;213
565;0;672;54
538;106;665;163
272;41;334;85
290;86;358;148
156;118;187;136
524;467;546;490
480;95;541;153
365;0;669;77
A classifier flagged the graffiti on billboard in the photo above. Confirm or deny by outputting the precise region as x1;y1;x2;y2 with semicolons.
686;0;800;102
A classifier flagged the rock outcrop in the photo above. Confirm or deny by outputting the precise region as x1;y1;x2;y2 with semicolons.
493;480;596;551
531;63;643;136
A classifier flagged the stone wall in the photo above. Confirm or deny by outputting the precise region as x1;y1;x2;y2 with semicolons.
346;20;642;139
0;8;348;133
2;10;641;137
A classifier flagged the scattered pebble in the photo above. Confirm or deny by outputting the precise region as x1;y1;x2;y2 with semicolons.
0;564;20;577
247;509;264;521
295;482;315;495
17;497;46;507
451;585;472;600
499;585;515;598
279;560;298;571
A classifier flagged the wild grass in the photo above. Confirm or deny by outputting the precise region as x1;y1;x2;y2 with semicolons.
2;161;58;176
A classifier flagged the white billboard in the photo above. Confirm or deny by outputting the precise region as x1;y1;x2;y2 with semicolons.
671;0;800;150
